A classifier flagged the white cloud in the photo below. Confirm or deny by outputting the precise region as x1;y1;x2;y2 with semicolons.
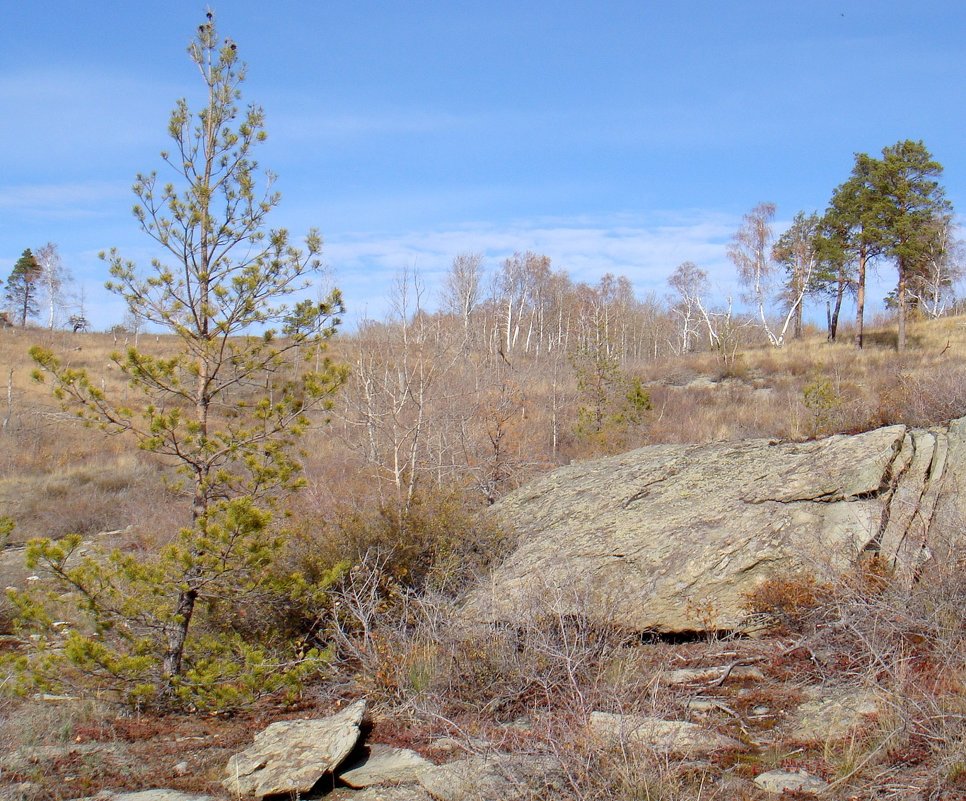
0;181;131;218
0;68;174;168
270;108;477;142
324;211;743;325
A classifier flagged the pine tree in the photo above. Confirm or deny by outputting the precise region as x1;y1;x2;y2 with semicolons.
873;140;952;351
16;13;348;710
823;153;888;349
825;141;952;351
809;220;853;343
5;249;42;326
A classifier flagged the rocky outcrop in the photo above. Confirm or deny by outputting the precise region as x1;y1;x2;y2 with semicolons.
220;700;567;801
468;419;966;633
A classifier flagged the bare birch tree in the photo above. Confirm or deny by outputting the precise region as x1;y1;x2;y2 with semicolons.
441;251;483;340
772;211;820;340
35;242;72;329
344;268;465;513
909;214;962;318
729;202;805;347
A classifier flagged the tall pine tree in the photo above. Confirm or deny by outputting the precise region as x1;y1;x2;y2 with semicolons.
823;153;887;349
5;249;42;326
873;140;951;351
20;13;348;710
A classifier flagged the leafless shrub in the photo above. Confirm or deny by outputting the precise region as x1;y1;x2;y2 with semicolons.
746;548;965;796
328;562;655;722
871;364;966;428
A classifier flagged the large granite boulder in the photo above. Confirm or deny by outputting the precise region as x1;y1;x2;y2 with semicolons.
468;419;966;633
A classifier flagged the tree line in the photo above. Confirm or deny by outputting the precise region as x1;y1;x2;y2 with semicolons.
380;141;959;375
10;137;956;359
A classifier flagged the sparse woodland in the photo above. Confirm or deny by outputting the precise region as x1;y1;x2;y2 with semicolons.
0;13;963;801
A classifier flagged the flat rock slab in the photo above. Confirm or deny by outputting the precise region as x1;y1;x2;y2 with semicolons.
339;744;434;788
754;769;829;794
224;699;366;797
329;787;433;801
417;754;563;801
74;793;213;801
467;421;966;633
589;712;743;756
662;665;764;685
790;688;880;742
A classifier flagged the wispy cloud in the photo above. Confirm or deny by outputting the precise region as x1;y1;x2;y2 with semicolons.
0;68;173;170
324;211;743;324
0;181;132;220
271;108;476;142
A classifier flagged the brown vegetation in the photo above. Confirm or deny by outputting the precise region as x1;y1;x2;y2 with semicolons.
0;310;964;798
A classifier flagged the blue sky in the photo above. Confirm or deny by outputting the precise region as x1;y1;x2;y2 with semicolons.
2;1;964;329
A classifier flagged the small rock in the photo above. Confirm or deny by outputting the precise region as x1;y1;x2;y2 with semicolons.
328;787;433;801
418;754;562;801
588;712;743;756
676;759;713;773
685;698;718;712
427;736;490;753
223;699;366;797
80;792;214;801
663;665;765;685
339;744;433;788
172;760;189;776
754;769;828;794
33;693;79;702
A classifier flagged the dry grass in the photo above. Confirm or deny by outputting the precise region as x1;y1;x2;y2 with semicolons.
0;692;310;800
0;455;170;544
5;313;966;528
638;314;966;445
2;314;966;798
0;555;961;799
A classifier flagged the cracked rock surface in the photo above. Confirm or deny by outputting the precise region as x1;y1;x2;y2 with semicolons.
467;419;966;633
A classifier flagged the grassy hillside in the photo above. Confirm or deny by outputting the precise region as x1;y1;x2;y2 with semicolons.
4;313;966;538
0;315;963;799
